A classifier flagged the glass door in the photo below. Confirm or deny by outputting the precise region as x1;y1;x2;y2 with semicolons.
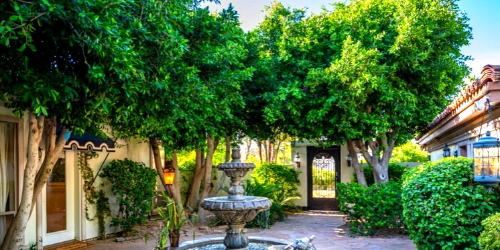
43;152;76;245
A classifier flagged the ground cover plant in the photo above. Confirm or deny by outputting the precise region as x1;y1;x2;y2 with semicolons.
402;157;500;250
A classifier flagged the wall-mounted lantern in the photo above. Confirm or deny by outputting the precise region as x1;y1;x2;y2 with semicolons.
473;97;500;189
294;152;301;168
454;150;458;157
346;154;352;167
163;168;175;185
443;143;451;158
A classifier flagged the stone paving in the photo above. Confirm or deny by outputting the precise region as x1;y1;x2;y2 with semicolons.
89;213;416;250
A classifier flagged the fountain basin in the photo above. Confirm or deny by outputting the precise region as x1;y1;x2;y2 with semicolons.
174;237;289;250
201;196;272;224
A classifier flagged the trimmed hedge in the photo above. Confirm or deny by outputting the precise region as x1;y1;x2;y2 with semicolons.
337;181;404;235
402;157;500;250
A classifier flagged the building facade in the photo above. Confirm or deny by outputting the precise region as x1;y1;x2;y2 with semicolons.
418;65;500;161
0;105;153;248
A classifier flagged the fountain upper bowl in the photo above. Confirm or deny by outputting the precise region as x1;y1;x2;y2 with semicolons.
201;196;271;211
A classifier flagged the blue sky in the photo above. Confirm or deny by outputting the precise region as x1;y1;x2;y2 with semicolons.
203;0;500;78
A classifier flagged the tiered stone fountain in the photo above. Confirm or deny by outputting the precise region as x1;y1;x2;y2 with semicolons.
201;148;272;250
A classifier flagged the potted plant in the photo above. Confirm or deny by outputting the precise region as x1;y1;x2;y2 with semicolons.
157;192;194;248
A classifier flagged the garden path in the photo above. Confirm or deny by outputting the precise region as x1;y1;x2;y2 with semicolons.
88;212;416;250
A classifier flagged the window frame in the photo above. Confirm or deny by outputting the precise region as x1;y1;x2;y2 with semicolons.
0;115;22;217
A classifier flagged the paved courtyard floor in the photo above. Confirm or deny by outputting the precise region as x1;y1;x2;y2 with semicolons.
89;213;416;250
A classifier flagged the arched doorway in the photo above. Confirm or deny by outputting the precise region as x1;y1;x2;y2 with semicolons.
307;146;340;211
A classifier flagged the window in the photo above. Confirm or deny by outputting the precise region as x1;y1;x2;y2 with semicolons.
0;119;19;245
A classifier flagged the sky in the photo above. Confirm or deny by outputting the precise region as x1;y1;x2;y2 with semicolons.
203;0;500;78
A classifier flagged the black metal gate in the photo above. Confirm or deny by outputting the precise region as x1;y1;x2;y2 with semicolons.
307;146;340;211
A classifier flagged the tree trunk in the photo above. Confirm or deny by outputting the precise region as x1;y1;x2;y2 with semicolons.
262;140;268;162
1;113;44;250
268;140;272;162
354;132;396;185
210;135;229;197
274;140;281;163
149;137;172;197
245;138;251;162
187;147;204;210
258;141;263;164
4;115;68;250
346;140;367;187
197;134;216;222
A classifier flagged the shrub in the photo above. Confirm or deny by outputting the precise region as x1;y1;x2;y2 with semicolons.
337;181;404;235
479;213;500;250
352;163;408;186
100;159;157;234
252;163;301;197
402;157;500;250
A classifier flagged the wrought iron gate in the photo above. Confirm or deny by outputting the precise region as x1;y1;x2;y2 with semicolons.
307;146;340;211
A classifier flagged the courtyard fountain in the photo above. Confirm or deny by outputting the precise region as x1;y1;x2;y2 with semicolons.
176;148;314;250
200;148;272;249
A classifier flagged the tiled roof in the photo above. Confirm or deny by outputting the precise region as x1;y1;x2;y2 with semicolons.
419;65;500;138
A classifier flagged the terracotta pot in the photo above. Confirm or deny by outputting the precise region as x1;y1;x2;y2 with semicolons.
169;232;180;247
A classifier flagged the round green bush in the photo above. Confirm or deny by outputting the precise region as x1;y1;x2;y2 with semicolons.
479;213;500;250
402;157;499;250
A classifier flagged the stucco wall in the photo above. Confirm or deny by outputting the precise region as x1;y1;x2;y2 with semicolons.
84;138;151;240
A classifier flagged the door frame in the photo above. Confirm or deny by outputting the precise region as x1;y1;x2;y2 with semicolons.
307;146;341;211
40;151;77;246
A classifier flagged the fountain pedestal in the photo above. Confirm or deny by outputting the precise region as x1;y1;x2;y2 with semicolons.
201;148;272;250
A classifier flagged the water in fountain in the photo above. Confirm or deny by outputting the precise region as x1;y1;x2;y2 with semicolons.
186;243;274;250
200;148;272;250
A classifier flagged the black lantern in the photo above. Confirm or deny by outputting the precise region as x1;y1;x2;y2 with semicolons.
454;150;458;157
443;143;451;157
294;152;301;168
346;154;352;167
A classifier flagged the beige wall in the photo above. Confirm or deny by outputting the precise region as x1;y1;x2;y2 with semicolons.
84;138;151;240
291;143;354;208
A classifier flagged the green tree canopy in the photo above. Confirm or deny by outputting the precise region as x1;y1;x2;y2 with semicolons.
262;0;471;185
391;141;429;163
0;0;152;249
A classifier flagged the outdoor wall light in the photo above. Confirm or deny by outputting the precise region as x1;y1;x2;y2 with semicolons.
443;143;451;158
294;152;301;168
454;150;458;157
346;154;352;167
163;168;175;185
473;98;500;189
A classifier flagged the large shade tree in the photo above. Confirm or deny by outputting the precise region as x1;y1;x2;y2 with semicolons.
238;2;307;163
0;0;151;249
265;0;472;186
108;1;251;216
